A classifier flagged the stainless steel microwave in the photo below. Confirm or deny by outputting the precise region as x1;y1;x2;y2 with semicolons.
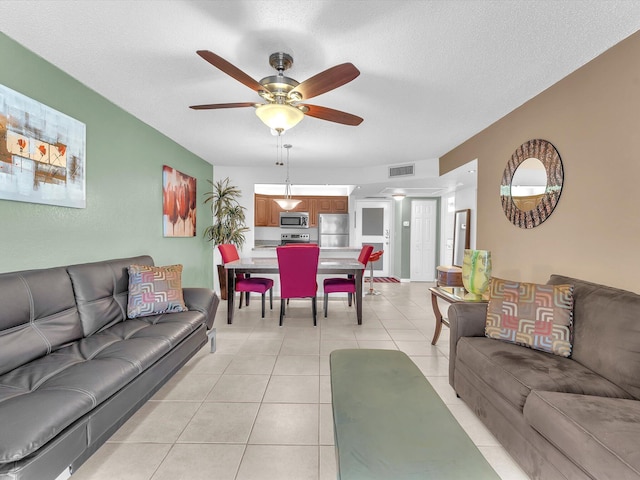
279;212;309;228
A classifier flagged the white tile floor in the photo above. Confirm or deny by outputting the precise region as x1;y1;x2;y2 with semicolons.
72;282;530;480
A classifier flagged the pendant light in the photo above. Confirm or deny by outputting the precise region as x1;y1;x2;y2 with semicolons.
274;143;301;210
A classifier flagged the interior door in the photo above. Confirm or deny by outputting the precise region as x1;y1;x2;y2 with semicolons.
410;200;437;281
355;200;390;276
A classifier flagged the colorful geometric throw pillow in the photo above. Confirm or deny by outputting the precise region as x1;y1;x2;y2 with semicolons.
127;264;188;319
485;277;574;357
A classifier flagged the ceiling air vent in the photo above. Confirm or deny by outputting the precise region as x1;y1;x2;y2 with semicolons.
388;164;415;178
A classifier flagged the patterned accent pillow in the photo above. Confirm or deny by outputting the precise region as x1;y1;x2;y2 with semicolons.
127;264;188;319
485;277;574;357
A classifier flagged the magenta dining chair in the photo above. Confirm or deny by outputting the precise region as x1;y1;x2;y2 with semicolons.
218;244;274;318
276;245;320;326
323;244;374;317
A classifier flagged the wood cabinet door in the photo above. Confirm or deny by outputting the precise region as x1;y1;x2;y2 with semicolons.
269;199;282;226
254;195;269;226
316;198;332;213
316;197;331;213
292;197;310;212
309;198;318;226
332;197;348;213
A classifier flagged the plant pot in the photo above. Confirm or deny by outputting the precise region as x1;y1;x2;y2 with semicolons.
217;264;228;300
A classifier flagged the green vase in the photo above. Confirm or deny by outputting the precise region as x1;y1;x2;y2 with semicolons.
462;250;492;300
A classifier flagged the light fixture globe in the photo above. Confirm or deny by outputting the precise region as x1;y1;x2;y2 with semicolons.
274;143;302;210
274;198;301;210
255;104;304;131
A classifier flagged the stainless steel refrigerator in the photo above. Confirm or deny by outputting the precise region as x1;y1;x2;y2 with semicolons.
319;213;349;247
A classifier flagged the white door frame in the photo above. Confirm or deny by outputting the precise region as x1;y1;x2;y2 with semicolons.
354;199;392;276
410;199;438;281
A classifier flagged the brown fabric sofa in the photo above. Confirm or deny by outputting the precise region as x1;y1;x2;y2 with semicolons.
448;274;640;480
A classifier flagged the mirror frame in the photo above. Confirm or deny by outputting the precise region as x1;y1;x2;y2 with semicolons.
500;139;564;229
451;209;470;266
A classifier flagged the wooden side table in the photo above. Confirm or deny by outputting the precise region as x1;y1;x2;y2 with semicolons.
429;286;488;345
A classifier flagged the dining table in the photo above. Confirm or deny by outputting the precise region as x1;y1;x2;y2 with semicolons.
224;256;366;325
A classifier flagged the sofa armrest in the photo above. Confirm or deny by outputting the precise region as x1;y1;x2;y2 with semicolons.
448;302;488;388
183;288;220;330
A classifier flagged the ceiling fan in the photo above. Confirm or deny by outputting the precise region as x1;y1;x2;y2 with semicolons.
189;50;363;132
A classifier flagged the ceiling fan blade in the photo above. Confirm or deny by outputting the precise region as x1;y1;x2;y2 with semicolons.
301;104;363;126
197;50;264;92
189;102;256;110
291;63;360;100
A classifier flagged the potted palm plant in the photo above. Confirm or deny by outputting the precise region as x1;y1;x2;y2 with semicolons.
203;177;249;299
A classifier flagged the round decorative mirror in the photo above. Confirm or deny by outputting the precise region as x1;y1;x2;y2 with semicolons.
500;139;563;228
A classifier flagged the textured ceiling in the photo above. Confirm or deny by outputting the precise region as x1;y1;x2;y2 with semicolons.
2;0;640;178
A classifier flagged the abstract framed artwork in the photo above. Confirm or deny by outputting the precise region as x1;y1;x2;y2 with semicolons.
163;165;196;237
0;84;86;208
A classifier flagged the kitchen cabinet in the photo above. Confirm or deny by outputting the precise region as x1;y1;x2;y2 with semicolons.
292;198;311;212
254;195;270;226
316;198;332;212
331;198;348;213
316;197;348;214
254;194;348;227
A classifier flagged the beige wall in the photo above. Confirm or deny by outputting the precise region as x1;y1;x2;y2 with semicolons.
440;31;640;292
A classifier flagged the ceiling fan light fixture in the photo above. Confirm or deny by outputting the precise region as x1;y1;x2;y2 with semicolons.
255;103;304;131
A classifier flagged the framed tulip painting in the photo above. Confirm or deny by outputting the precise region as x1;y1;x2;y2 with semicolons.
0;84;86;208
162;165;196;237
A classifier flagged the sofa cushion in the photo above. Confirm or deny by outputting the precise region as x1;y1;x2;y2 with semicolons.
456;337;633;412
0;311;204;463
486;277;574;357
67;256;154;336
0;267;83;377
524;390;640;480
548;275;640;400
127;264;188;319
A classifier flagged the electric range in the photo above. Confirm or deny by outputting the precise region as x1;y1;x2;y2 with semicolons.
280;233;311;245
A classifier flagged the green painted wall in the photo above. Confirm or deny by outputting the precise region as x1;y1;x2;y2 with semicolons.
0;33;213;287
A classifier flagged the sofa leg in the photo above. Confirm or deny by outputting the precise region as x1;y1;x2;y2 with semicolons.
208;328;217;353
54;466;72;480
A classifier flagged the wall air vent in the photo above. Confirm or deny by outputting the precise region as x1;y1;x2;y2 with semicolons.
388;164;415;178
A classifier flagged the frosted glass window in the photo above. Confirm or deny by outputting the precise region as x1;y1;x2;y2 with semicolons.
362;208;383;235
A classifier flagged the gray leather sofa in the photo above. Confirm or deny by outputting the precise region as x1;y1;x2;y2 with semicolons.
449;274;640;480
0;256;219;480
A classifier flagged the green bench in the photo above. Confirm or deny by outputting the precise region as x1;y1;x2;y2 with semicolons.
330;349;500;479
